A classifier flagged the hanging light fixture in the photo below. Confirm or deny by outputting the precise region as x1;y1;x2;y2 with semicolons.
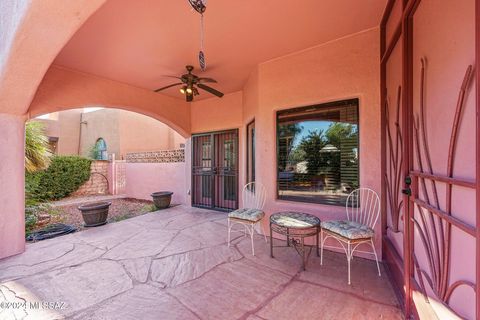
187;0;206;14
187;0;207;71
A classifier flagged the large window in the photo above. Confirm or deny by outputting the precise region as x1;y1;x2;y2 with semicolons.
276;99;359;206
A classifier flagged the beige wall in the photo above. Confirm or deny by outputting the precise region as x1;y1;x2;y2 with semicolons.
57;109;82;155
35;108;185;159
80;108;121;157
34;109;82;155
118;109;184;156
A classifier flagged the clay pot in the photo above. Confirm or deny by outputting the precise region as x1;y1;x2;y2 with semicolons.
78;201;111;227
151;191;173;209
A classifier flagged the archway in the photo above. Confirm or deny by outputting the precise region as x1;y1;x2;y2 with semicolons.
25;107;188;242
0;1;110;258
28;65;191;138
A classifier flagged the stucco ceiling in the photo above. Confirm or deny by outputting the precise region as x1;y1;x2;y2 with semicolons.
54;0;386;100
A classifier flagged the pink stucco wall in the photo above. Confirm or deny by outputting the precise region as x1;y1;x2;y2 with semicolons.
0;114;25;258
118;110;185;157
411;0;475;318
383;0;476;318
28;65;191;138
125;162;186;205
0;0;107;259
188;28;382;257
257;28;381;254
0;0;106;116
190;91;243;134
190;91;246;205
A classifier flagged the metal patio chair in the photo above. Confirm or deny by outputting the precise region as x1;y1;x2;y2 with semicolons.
227;182;267;255
320;188;381;284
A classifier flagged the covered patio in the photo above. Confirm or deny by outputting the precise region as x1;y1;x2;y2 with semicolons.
0;206;401;319
1;0;479;319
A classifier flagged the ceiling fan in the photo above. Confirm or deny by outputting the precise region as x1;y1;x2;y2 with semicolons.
154;65;224;102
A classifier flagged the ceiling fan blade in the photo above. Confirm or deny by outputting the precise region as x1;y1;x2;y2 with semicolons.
186;94;193;102
197;77;217;83
154;83;183;92
197;83;224;98
162;75;183;80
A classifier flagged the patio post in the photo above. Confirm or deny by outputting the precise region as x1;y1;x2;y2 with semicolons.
0;113;26;259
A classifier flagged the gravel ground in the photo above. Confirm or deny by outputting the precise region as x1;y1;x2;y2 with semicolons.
34;198;156;232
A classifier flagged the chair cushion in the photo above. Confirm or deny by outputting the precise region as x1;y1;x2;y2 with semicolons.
321;220;374;240
228;208;265;222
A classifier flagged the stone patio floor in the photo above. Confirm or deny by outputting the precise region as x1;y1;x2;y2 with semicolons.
0;206;402;320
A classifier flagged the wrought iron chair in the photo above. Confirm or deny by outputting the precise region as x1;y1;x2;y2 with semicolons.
227;182;267;255
320;188;381;284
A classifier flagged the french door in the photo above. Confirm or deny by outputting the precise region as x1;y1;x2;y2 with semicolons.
192;129;239;211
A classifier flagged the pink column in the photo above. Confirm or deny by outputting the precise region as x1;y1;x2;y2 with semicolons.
0;114;26;259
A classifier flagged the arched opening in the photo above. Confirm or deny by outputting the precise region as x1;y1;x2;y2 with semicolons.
2;1;478;319
24;107;187;240
92;138;108;160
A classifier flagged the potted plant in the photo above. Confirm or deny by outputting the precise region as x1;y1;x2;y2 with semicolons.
151;191;173;209
78;201;111;227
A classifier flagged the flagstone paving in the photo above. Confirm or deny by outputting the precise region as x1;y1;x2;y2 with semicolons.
0;205;402;319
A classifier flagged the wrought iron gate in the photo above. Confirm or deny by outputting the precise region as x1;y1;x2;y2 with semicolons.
111;160;126;195
381;0;479;318
192;130;238;211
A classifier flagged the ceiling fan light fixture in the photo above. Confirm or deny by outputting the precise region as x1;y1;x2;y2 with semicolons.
154;65;223;101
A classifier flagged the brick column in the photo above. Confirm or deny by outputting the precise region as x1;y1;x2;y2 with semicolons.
0;113;26;259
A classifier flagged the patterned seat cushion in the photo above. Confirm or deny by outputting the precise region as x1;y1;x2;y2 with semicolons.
321;220;374;240
228;208;265;222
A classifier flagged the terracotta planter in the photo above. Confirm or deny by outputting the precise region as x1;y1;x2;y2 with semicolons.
78;201;111;227
151;191;173;209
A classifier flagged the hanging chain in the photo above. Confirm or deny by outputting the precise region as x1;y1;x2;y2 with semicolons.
199;13;206;70
200;13;204;52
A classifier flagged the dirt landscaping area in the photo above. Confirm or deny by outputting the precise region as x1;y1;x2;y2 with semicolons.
29;198;156;234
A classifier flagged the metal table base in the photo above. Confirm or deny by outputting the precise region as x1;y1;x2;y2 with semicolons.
269;215;320;271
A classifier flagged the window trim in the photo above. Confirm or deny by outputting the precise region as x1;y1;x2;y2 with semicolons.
275;98;360;206
246;119;255;184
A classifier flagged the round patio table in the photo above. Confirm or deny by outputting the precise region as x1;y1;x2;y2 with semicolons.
269;211;321;270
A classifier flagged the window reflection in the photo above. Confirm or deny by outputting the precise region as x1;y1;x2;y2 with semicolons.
277;99;359;206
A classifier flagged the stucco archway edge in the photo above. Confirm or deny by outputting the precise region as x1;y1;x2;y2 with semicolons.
0;0;108;115
0;0;111;259
29;65;191;138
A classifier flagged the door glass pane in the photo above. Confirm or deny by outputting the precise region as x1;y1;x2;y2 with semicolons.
192;135;213;207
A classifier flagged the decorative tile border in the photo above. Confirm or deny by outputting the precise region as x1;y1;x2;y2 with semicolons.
126;149;185;163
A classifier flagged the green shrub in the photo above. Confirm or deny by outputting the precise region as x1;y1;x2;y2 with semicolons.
25;121;52;173
26;156;92;201
141;204;157;212
25;207;38;233
88;143;101;160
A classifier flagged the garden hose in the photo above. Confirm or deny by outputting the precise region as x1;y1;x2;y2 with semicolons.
26;223;77;242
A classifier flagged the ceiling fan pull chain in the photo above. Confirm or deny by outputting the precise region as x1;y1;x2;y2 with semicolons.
199;13;206;71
